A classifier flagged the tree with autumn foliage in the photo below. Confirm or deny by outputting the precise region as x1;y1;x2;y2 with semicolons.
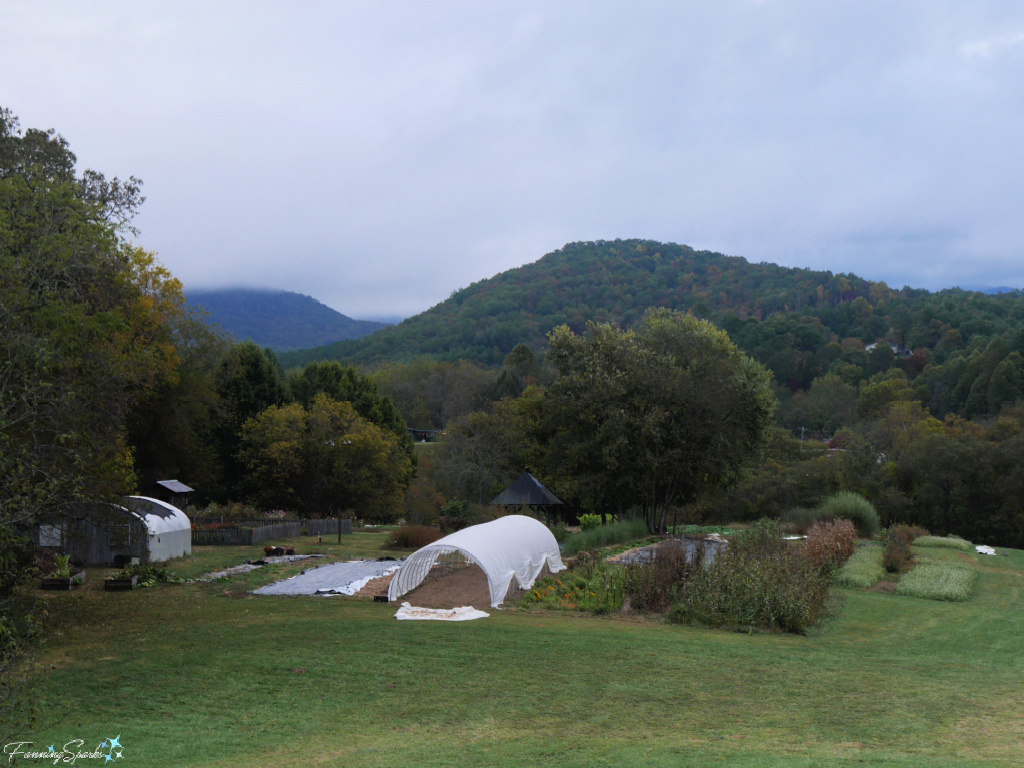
1;106;224;735
239;394;414;522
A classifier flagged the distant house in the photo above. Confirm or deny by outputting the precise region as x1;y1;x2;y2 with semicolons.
36;496;192;566
865;341;912;358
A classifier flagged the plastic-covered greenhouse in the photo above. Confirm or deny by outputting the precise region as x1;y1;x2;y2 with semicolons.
36;496;191;565
123;496;192;562
387;515;565;607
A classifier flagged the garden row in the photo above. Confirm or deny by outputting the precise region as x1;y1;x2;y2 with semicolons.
836;528;977;601
523;506;981;633
524;518;857;634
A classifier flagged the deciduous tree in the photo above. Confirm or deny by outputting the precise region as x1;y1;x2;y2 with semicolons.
239;395;413;522
537;309;776;532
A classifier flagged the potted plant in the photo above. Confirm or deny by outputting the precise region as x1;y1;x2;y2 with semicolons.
41;554;86;590
104;563;139;591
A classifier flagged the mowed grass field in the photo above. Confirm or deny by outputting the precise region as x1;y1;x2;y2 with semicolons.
23;535;1024;767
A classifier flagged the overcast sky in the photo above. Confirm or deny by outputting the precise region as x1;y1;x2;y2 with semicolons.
4;2;1024;320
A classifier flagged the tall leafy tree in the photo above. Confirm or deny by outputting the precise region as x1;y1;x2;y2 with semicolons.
287;361;414;471
211;341;288;497
239;395;413;521
0;106;180;737
372;357;496;430
289;361;405;435
537;309;776;532
125;249;229;493
1;107;154;527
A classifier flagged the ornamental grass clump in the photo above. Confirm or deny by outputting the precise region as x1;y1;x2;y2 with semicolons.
835;545;885;588
914;535;972;551
803;519;856;574
815;492;880;537
667;520;833;634
561;518;649;556
895;561;976;601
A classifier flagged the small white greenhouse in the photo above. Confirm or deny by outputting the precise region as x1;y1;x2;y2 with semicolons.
387;515;565;608
124;496;192;562
37;495;191;565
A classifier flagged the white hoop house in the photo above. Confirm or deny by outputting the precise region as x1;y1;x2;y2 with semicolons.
387;515;565;607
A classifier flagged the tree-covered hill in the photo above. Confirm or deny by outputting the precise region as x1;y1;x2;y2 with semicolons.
186;288;389;351
278;239;1024;374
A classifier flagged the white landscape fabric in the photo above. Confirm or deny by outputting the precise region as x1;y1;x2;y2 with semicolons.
394;602;489;621
253;560;402;596
387;515;565;608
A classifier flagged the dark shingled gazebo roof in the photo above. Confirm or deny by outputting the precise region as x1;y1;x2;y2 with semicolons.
489;471;563;507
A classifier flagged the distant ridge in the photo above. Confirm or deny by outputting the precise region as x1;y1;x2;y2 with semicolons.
980;286;1019;296
277;239;891;368
186;288;389;351
275;238;1022;373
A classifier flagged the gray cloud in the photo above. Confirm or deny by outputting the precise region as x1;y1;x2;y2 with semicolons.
4;1;1024;318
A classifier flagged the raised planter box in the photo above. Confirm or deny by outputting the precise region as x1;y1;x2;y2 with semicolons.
41;571;85;590
104;575;139;591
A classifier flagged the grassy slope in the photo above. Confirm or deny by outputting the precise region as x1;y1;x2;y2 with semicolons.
25;537;1024;767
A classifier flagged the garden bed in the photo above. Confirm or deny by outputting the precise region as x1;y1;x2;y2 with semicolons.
41;571;85;590
104;574;138;591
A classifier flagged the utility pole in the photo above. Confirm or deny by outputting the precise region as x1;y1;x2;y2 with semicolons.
326;439;353;543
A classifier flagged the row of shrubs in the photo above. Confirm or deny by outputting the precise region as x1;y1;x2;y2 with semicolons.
525;519;856;634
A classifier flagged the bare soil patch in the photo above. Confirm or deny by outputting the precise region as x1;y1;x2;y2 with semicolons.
399;564;492;609
357;572;395;598
356;561;560;608
869;580;897;592
355;562;492;608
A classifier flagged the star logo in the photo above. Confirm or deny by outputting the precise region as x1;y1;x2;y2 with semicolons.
48;745;55;753
98;734;124;761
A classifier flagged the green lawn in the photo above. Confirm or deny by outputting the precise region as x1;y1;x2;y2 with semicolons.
21;535;1024;767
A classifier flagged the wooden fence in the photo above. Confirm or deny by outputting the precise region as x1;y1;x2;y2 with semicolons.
305;519;353;537
191;521;302;546
190;519;352;545
190;517;290;529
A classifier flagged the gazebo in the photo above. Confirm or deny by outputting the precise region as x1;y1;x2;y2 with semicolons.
489;470;563;525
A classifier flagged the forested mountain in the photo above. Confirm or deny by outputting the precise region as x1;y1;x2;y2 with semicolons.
279;238;1023;370
187;288;389;351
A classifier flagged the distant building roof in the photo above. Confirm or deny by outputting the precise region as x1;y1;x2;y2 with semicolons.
489;471;562;507
156;479;194;494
